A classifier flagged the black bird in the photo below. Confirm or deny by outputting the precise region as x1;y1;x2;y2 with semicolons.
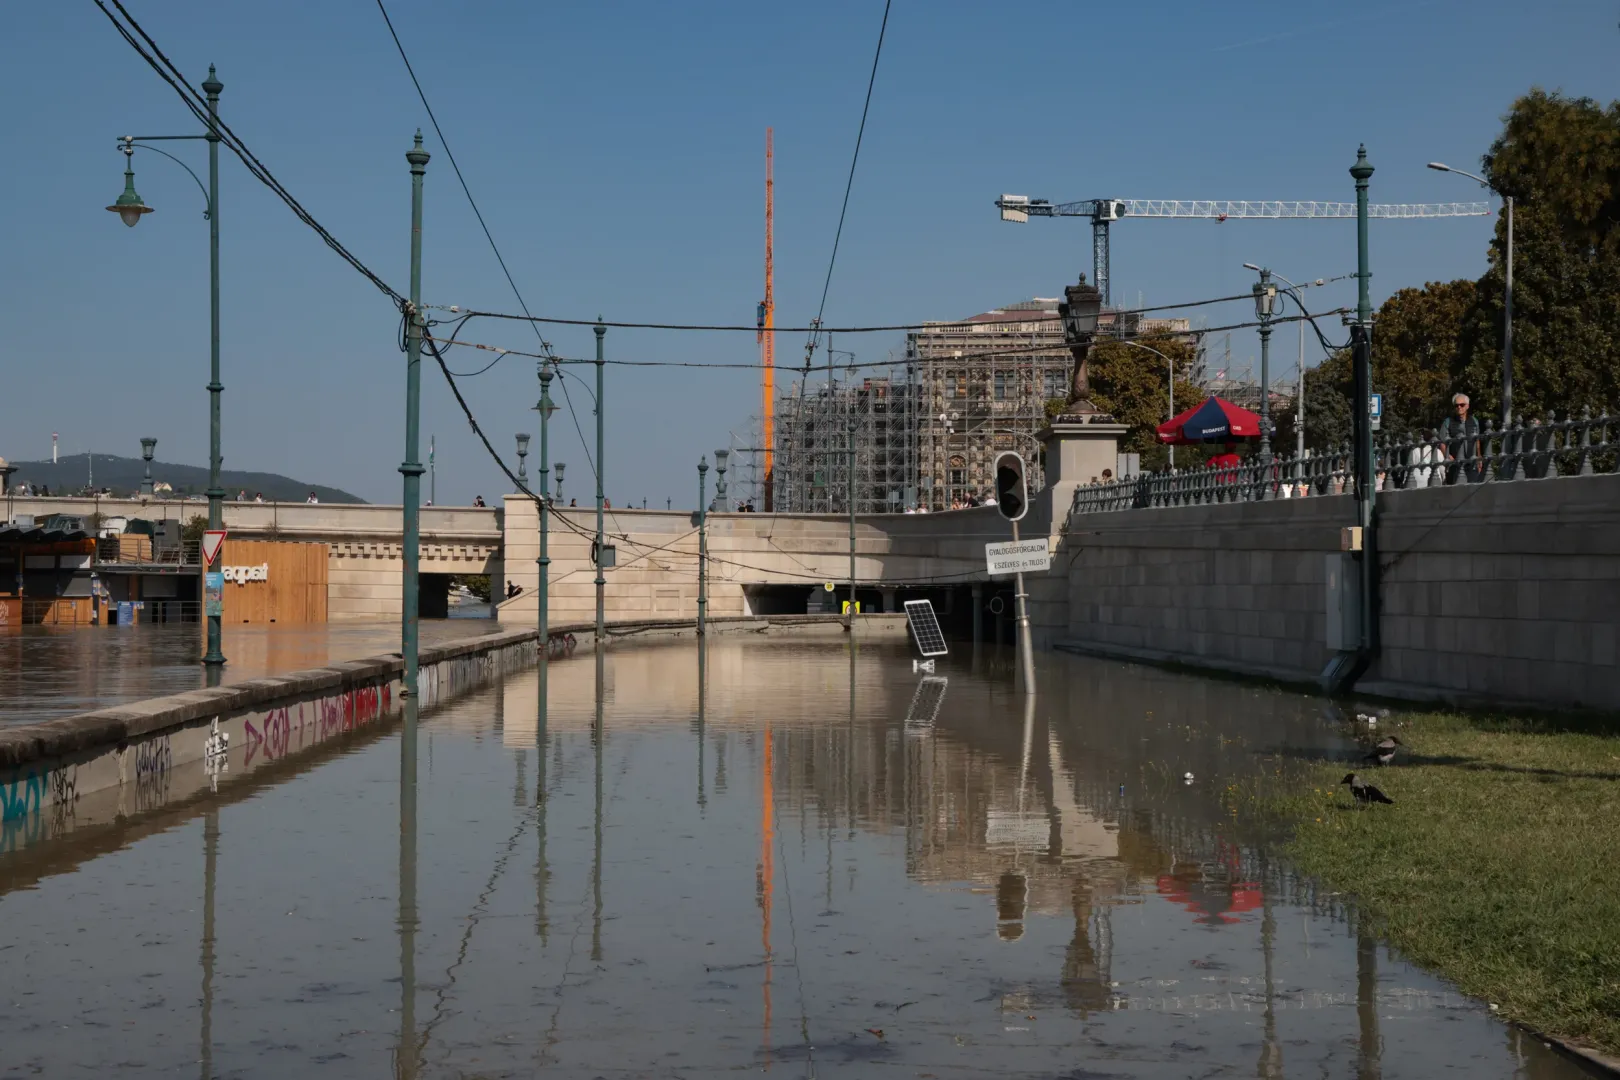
1362;736;1402;767
1341;773;1394;805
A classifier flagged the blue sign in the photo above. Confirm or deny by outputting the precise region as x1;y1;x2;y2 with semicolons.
117;601;133;626
205;571;224;618
1369;393;1383;419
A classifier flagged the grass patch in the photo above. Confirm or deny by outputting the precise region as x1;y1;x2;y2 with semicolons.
1234;708;1620;1057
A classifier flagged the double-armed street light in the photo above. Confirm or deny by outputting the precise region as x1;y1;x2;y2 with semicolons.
1429;161;1513;426
107;65;228;676
1243;264;1280;465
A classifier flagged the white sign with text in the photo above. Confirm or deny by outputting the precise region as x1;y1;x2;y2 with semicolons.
222;563;269;585
985;538;1051;576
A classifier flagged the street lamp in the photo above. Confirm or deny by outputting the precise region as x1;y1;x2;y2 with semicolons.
696;456;709;636
536;362;557;709
108;65;228;677
554;461;566;504
515;433;530;487
1119;340;1178;469
1430;161;1513;425
139;437;157;497
1057;273;1103;412
712;448;730;512
1244;264;1279;463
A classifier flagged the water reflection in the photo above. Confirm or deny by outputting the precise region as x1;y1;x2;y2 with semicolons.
0;620;503;726
0;638;1592;1078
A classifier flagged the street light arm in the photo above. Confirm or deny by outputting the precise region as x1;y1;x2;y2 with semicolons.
126;141;212;217
1428;162;1490;188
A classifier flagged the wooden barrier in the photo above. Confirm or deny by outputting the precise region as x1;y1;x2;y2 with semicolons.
216;540;329;624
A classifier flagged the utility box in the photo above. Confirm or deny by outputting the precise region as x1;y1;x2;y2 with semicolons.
1324;553;1362;652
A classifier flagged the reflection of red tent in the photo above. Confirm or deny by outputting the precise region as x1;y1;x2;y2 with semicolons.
1157;397;1262;445
1156;869;1263;926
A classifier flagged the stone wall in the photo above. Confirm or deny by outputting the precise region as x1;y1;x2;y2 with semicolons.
1056;474;1620;711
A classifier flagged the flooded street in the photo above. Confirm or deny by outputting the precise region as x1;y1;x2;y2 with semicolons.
0;617;499;727
0;637;1587;1078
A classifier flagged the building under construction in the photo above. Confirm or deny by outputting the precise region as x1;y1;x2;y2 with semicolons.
768;299;1192;513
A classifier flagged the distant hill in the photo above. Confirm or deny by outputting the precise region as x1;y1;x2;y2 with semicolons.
5;453;364;504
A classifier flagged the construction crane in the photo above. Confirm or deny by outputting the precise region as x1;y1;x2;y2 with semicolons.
759;129;776;511
994;195;1492;307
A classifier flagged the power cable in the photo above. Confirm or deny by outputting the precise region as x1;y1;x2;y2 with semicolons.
374;0;599;483
96;1;404;306
454;289;1260;335
805;0;893;366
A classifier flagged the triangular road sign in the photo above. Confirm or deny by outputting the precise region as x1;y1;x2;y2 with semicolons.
201;529;228;567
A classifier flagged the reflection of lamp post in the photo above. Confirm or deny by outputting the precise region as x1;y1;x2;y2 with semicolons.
1058;273;1103;413
139;438;157;496
1244;264;1279;462
109;66;228;674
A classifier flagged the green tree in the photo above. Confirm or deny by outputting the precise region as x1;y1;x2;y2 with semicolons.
1088;335;1202;468
1456;89;1620;420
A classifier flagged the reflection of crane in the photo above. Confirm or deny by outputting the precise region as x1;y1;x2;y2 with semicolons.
759;129;776;511
995;194;1492;307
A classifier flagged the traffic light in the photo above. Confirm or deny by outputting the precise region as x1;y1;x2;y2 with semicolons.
994;451;1028;522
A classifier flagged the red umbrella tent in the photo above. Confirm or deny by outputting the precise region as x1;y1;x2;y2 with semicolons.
1156;397;1263;445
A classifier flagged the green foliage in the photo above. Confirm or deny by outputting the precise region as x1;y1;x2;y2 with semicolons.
452;574;492;602
1088;335;1201;458
1257;708;1620;1055
180;515;209;545
1043;397;1068;421
1456;89;1620;419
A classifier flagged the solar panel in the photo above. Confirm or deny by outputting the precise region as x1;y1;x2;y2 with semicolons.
904;599;949;658
904;676;949;734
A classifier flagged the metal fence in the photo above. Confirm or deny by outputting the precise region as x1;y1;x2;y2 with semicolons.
1071;408;1619;517
94;537;200;567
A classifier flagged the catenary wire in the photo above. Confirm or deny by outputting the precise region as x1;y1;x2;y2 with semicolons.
374;0;600;484
455;290;1266;335
97;1;405;306
805;0;893;369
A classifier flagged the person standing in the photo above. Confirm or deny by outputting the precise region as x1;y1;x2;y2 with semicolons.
1441;393;1483;483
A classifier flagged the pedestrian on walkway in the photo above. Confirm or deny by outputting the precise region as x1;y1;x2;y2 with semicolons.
1442;394;1483;483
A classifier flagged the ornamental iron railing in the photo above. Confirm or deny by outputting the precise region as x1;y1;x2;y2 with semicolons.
1070;408;1618;519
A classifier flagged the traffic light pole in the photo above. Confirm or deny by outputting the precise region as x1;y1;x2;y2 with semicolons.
1010;518;1035;696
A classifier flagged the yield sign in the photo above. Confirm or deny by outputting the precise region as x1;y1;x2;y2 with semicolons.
201;529;228;566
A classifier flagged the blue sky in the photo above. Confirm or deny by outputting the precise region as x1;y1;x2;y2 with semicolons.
3;0;1614;505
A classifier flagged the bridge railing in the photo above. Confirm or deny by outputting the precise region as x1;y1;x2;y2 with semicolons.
1069;407;1619;520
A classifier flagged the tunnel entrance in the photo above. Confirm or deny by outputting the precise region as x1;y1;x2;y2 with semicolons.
419;573;452;619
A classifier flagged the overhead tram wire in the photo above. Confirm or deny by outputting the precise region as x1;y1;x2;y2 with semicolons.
96;1;405;308
375;0;598;483
420;308;1352;372
803;0;893;369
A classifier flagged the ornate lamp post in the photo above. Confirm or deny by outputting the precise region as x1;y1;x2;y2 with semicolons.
1245;264;1279;462
696;456;709;636
108;65;227;675
554;461;566;504
516;433;530;487
139;438;157;497
536;362;557;707
712;449;730;512
1057;274;1103;415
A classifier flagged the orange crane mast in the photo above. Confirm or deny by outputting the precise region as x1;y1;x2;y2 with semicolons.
760;128;776;511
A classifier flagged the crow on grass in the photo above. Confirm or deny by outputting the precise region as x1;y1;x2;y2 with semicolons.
1341;772;1395;805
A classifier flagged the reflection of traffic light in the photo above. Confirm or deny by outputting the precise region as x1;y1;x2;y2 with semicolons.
994;451;1028;522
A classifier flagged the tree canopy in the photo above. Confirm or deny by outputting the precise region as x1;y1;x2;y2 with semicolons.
1088;335;1202;467
1299;89;1620;443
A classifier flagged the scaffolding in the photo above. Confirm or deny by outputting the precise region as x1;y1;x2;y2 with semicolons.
767;299;1195;513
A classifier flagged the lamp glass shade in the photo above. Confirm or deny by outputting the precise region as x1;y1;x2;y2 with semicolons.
516;433;531;456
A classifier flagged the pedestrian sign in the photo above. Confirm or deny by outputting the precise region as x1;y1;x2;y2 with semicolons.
1369;393;1383;431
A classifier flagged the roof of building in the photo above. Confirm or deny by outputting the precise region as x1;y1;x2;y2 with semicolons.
0;526;90;544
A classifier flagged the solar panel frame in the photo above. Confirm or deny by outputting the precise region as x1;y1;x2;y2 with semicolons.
904;599;949;658
904;676;949;733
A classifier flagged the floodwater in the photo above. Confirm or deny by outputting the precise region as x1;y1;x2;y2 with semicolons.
0;616;500;727
0;638;1592;1078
